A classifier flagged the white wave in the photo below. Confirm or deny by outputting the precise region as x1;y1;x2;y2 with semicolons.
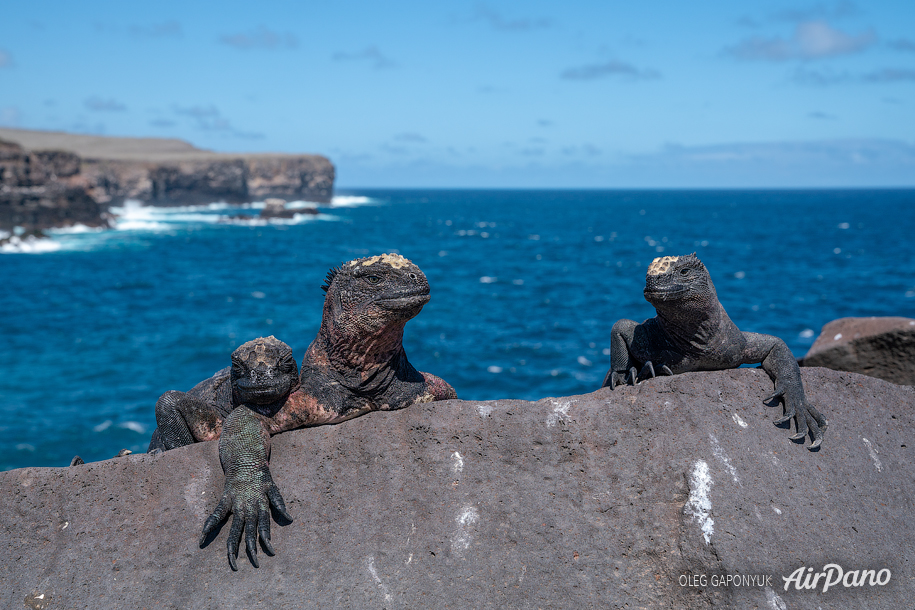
0;234;63;254
331;195;377;207
119;421;147;434
46;224;106;235
285;200;320;210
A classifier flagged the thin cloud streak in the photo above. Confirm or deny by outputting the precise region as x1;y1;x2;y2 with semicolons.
862;69;915;83
129;20;182;39
793;66;915;85
772;1;859;23
888;38;915;53
394;132;427;143
561;60;659;81
172;104;263;139
332;46;396;69
219;26;298;50
85;97;127;112
471;6;554;31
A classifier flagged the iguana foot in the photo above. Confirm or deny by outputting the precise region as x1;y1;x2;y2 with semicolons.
765;388;828;450
638;361;673;382
199;465;293;571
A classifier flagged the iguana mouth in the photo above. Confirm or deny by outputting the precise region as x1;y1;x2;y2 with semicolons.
235;380;289;401
375;293;431;310
644;286;689;300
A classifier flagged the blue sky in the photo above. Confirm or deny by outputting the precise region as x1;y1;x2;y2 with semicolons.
1;0;913;187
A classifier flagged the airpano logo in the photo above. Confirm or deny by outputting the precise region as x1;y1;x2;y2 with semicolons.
782;564;892;592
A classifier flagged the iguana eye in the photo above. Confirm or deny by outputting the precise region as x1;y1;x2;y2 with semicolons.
680;268;690;275
366;275;382;284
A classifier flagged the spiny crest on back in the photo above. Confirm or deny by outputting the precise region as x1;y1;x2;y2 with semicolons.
321;266;342;293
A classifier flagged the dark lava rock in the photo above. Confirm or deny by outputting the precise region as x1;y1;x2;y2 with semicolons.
802;317;915;386
258;198;318;219
0;139;109;233
1;368;912;609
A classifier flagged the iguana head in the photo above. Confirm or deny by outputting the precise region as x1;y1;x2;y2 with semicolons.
643;253;716;306
230;335;299;407
321;253;431;334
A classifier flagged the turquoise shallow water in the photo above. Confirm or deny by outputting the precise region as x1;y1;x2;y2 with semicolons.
1;189;914;470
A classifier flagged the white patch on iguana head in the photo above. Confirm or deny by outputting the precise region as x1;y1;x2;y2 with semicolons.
237;335;283;364
350;253;411;269
647;256;679;276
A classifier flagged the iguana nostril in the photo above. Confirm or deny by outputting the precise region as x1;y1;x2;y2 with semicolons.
410;273;417;280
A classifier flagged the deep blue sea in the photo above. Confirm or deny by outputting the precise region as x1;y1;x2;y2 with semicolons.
2;189;914;470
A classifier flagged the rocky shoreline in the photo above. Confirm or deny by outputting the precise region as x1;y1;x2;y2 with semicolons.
0;127;334;239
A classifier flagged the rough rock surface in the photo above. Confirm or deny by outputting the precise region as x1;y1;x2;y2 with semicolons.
0;139;109;233
2;368;912;609
802;317;915;386
0;128;335;210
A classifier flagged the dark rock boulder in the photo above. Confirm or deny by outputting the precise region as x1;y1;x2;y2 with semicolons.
0;139;109;234
2;368;912;609
802;317;915;386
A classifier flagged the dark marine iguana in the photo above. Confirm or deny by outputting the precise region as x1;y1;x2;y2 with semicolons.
151;254;456;570
601;253;827;449
148;335;300;452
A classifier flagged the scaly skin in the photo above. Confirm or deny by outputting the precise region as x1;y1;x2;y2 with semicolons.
158;254;456;570
602;253;827;449
149;335;299;452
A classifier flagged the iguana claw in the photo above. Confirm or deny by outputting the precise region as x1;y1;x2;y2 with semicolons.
200;465;292;571
765;386;827;450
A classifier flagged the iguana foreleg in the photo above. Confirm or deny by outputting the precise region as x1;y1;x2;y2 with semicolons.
199;406;292;571
154;390;223;450
603;318;672;388
740;332;828;449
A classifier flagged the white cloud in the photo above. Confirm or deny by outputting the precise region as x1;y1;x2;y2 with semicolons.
727;20;875;61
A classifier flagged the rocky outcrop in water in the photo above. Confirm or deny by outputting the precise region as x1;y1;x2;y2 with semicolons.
802;317;915;386
1;367;912;609
0;128;335;231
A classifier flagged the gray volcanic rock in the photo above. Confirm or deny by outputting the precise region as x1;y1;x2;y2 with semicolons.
1;368;912;609
802;317;915;386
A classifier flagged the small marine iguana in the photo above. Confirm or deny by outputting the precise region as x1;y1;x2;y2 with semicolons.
149;335;300;452
151;254;456;570
602;253;827;449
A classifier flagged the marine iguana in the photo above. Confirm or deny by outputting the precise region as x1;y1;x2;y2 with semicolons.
152;254;456;570
149;335;300;452
601;253;827;449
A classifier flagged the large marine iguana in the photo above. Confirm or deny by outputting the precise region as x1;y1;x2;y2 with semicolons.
152;254;456;570
602;253;827;449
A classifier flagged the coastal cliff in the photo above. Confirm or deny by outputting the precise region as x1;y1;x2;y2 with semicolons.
0;128;334;233
1;367;912;609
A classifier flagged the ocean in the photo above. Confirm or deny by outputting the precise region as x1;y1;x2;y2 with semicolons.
1;189;913;470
